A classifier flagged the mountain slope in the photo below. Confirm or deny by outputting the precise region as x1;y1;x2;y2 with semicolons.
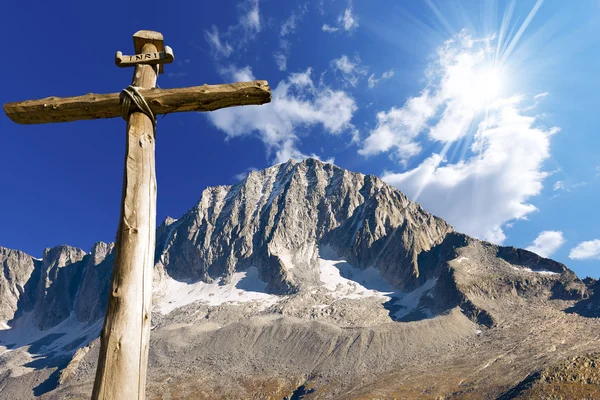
0;158;597;399
155;158;451;292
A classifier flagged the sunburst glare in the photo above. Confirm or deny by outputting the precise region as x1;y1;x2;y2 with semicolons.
469;65;503;107
376;0;562;245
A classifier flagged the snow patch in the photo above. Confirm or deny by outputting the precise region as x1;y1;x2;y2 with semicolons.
512;266;559;275
0;312;102;360
156;267;278;314
392;278;437;320
318;246;439;320
318;246;395;299
455;257;468;263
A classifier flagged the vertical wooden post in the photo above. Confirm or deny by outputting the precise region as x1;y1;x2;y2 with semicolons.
2;28;271;400
91;41;158;400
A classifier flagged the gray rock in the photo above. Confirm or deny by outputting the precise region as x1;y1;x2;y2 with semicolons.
33;245;87;330
159;158;452;293
0;158;598;400
0;247;38;323
73;242;114;324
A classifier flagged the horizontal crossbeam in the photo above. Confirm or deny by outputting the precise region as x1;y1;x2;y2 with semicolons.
4;80;271;125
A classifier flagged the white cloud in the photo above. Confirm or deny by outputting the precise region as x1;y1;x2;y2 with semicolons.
367;31;558;244
550;179;590;197
322;2;359;33
569;240;600;260
330;55;369;87
280;6;307;36
274;7;307;72
218;65;254;82
240;0;261;33
207;67;357;163
281;17;298;36
525;231;565;258
360;32;504;159
382;97;556;244
553;181;564;191
368;69;394;88
360;91;437;160
524;91;550;111
204;26;233;58
340;6;359;31
234;167;259;181
274;52;287;71
205;0;261;59
332;55;356;74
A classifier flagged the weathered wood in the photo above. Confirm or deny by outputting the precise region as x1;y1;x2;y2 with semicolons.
133;30;164;53
91;42;158;400
115;46;174;68
134;30;165;73
4;28;273;400
3;80;271;124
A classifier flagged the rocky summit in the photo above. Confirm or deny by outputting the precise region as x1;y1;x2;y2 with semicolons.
1;158;599;399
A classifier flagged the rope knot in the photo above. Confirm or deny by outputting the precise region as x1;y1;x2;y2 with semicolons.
120;85;156;129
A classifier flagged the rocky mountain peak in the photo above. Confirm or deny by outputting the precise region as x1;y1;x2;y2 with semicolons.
156;158;452;294
0;159;597;399
0;247;38;324
34;245;87;329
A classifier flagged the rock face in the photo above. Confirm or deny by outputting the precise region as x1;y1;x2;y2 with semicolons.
0;158;598;400
33;246;87;330
0;247;38;323
0;243;114;331
73;242;115;324
157;158;452;294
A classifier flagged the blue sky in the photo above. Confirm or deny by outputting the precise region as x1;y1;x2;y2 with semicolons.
1;0;599;277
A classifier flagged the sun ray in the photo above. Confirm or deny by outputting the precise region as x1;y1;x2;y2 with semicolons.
497;0;516;60
500;0;544;64
403;0;550;206
425;0;457;38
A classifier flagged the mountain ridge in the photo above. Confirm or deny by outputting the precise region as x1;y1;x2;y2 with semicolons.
0;158;589;330
0;157;598;399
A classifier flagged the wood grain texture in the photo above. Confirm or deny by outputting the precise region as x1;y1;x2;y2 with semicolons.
133;30;164;53
91;42;158;400
115;46;174;68
3;80;271;124
133;30;165;73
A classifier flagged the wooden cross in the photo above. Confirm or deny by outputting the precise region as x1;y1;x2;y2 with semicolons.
3;30;271;400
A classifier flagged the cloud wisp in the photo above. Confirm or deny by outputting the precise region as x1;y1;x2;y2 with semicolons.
368;69;394;88
330;55;369;87
204;0;262;59
322;2;359;33
240;0;261;33
274;5;308;72
204;26;233;58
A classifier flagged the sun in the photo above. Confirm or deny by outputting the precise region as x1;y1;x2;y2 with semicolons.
467;65;503;108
